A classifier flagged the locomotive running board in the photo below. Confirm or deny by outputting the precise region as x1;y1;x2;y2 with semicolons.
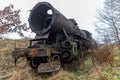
37;62;61;73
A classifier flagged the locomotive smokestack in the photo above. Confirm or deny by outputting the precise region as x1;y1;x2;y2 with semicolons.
29;2;75;36
29;2;54;35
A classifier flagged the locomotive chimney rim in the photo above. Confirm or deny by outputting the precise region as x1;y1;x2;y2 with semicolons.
29;2;55;35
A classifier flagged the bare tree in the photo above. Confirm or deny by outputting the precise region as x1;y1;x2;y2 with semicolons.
0;5;28;37
95;0;120;46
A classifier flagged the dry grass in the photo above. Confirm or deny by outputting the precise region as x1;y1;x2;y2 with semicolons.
0;39;120;80
89;45;120;80
89;45;114;66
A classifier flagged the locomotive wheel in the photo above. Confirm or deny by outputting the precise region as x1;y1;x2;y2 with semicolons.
64;41;72;49
60;50;73;63
29;58;40;69
61;41;72;49
52;55;60;62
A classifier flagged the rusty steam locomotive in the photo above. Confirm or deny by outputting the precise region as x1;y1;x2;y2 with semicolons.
12;2;93;73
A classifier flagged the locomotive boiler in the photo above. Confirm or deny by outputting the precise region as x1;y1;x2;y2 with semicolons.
12;2;92;73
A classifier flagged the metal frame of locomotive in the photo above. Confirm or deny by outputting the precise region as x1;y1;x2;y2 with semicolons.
12;2;92;73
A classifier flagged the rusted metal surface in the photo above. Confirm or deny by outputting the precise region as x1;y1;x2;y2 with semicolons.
35;32;50;39
37;62;60;73
37;54;60;73
28;48;48;57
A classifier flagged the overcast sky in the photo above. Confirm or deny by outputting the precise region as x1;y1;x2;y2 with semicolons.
0;0;104;39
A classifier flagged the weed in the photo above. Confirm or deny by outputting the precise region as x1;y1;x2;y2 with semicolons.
1;39;120;80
